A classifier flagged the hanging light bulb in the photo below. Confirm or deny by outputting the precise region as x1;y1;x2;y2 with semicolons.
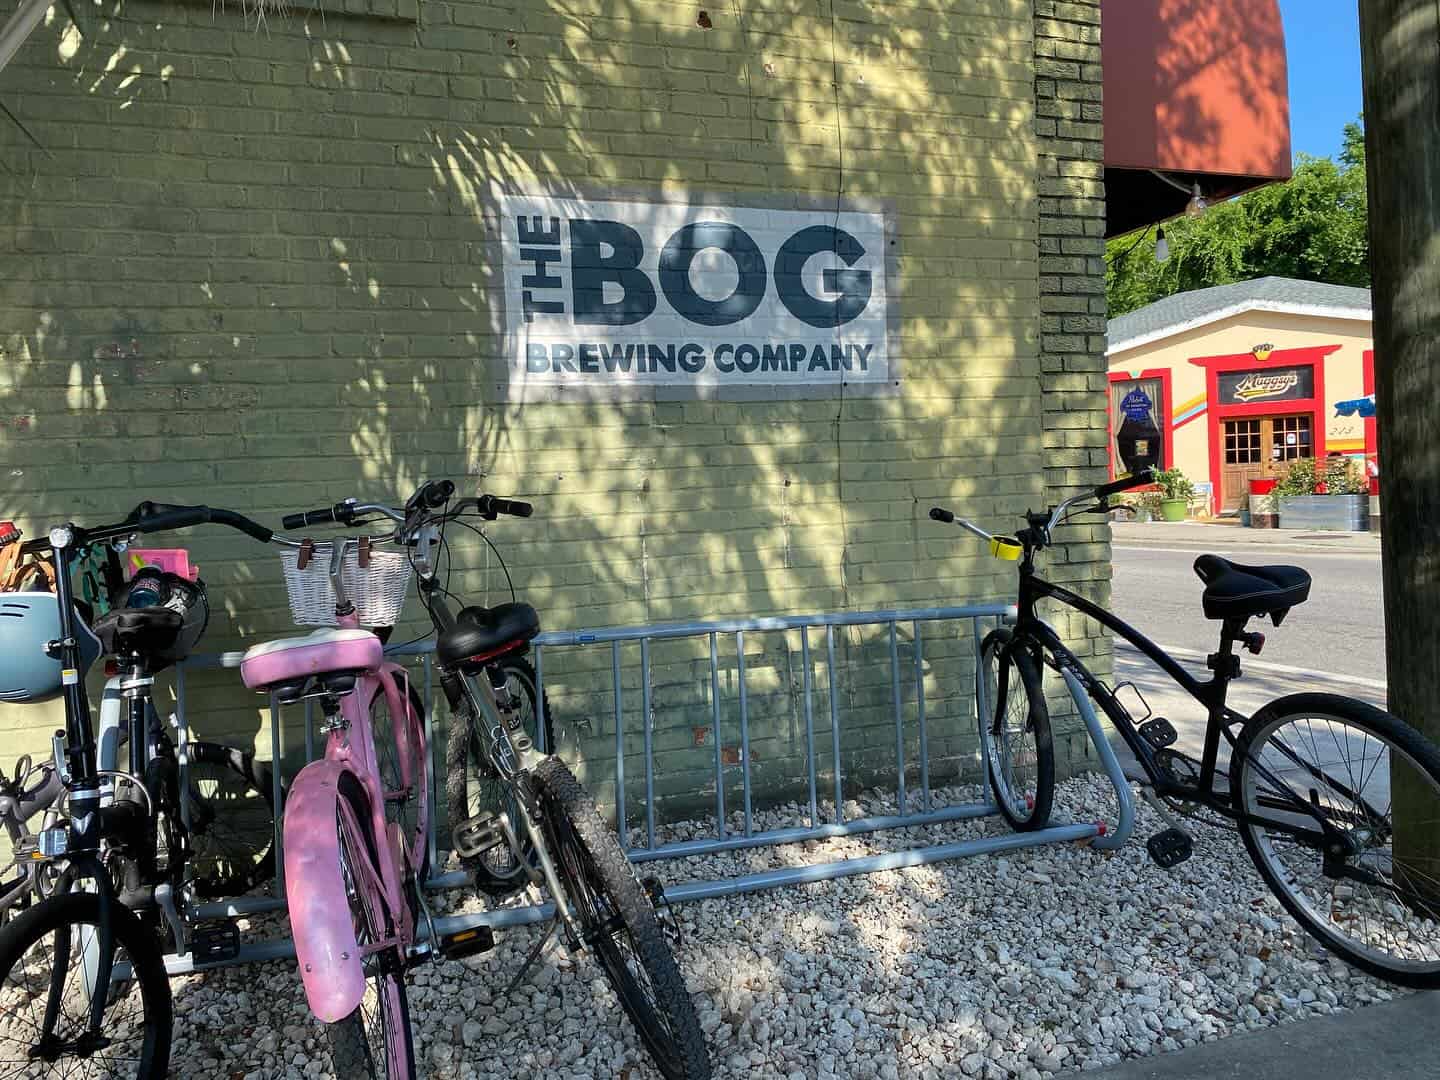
1155;226;1170;263
1185;183;1209;218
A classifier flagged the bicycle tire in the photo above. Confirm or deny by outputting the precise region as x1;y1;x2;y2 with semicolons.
977;629;1055;831
370;678;429;881
325;778;415;1080
0;890;172;1078
185;740;282;900
1232;693;1440;988
531;756;711;1080
446;656;554;897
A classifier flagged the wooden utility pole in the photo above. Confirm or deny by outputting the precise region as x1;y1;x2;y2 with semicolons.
1359;2;1440;864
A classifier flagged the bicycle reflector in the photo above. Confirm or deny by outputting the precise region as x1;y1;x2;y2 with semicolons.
989;536;1023;561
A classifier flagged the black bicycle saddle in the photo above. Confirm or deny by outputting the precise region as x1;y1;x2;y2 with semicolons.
1193;554;1311;622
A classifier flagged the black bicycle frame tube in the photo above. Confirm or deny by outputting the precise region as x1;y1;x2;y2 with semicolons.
1016;567;1240;797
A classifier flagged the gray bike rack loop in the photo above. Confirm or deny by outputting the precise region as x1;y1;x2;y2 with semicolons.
163;603;1136;974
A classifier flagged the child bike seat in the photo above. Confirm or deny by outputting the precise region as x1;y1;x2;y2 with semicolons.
240;628;382;691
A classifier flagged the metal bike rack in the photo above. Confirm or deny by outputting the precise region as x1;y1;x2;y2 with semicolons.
165;603;1134;972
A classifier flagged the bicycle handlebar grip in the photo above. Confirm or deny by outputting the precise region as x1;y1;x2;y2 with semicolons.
1093;468;1155;501
281;507;339;530
421;479;455;508
488;497;533;518
209;508;274;543
929;507;955;524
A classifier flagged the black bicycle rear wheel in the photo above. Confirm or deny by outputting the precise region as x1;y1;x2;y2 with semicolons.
531;757;711;1080
446;657;553;896
977;628;1054;831
185;741;281;900
0;890;172;1079
1232;694;1440;987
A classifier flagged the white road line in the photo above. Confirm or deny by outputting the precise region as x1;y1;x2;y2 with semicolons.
1116;642;1388;691
1113;547;1234;556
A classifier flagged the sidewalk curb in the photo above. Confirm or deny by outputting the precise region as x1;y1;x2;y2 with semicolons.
1067;992;1437;1079
1111;521;1380;555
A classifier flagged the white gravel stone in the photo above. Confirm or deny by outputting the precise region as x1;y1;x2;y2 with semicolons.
166;775;1406;1078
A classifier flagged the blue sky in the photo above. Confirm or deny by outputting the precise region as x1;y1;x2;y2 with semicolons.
1277;0;1363;160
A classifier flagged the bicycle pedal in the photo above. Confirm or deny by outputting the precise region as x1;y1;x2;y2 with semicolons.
1139;717;1178;750
1145;827;1193;868
438;925;495;961
190;920;241;969
453;812;507;859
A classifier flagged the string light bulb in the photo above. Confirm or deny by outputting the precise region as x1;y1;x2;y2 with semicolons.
1185;183;1209;218
1155;226;1170;263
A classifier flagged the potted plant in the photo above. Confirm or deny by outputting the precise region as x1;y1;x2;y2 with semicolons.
1154;468;1194;522
1272;457;1369;531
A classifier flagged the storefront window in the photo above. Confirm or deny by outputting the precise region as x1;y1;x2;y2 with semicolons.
1110;377;1165;473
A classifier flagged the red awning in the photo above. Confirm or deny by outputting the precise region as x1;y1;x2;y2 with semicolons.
1103;0;1292;237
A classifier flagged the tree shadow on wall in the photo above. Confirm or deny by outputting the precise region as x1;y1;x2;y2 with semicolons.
0;1;1041;816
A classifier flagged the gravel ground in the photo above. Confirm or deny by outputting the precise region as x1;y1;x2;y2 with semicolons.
174;775;1404;1080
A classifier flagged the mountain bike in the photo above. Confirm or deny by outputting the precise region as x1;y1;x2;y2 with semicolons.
275;480;711;1079
0;503;282;1078
931;467;1440;988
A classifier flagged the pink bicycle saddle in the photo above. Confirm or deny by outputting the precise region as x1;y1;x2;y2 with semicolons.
240;628;382;691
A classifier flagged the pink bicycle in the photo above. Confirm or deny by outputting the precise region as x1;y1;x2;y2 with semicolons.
239;499;435;1076
243;480;710;1079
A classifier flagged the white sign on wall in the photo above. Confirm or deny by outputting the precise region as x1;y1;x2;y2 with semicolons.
498;194;896;399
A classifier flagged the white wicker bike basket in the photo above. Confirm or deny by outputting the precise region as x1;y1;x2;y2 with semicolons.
278;545;411;627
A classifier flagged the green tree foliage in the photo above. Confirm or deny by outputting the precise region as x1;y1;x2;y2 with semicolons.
1106;120;1370;316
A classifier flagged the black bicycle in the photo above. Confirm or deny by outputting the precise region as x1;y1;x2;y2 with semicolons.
0;503;281;1079
932;466;1440;988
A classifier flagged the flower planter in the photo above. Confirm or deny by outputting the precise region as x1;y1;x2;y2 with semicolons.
1159;498;1187;522
1248;478;1279;528
1277;494;1368;531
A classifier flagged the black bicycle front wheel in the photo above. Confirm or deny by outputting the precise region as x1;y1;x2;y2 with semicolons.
532;757;711;1080
446;657;553;897
977;628;1054;831
0;890;172;1079
1232;693;1440;988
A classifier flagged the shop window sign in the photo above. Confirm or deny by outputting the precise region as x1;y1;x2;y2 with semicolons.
1218;366;1313;404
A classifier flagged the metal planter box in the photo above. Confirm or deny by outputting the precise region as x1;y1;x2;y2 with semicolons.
1278;494;1368;531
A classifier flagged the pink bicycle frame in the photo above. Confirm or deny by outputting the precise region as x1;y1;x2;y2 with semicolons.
282;608;429;1024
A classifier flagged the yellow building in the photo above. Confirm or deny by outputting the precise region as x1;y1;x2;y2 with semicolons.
1106;278;1374;515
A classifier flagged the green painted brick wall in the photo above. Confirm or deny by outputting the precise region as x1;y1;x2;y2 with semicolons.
0;0;1111;832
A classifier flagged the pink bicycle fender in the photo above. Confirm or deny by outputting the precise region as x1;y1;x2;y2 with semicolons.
283;759;365;1023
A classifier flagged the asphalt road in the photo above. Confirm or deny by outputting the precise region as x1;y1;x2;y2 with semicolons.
1104;540;1388;772
1110;543;1385;682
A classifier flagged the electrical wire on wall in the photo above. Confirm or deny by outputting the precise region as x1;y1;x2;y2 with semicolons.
825;0;851;603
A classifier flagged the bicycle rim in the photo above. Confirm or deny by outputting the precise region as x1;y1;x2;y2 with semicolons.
0;892;170;1079
535;759;709;1079
185;742;276;899
332;796;414;1079
1236;701;1440;984
453;660;549;890
978;632;1052;829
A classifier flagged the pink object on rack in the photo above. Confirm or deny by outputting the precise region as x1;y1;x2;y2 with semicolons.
127;549;198;580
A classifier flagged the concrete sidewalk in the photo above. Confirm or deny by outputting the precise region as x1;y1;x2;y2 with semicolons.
1070;991;1436;1079
1111;519;1381;554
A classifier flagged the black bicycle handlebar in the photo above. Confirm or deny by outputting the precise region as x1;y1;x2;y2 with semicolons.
1093;468;1156;502
127;502;274;544
929;507;955;524
281;505;346;530
478;495;533;519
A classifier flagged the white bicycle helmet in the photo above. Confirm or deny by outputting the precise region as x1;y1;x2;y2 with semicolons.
0;592;102;704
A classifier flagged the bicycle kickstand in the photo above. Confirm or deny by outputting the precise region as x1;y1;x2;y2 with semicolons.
503;917;558;997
